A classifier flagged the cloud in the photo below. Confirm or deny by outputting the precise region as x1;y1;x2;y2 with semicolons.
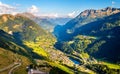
0;2;15;9
112;1;115;5
27;5;59;18
0;1;17;15
112;1;116;7
13;2;21;7
68;11;76;18
28;5;39;14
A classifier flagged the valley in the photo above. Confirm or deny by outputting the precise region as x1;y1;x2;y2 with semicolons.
0;2;120;73
54;7;120;74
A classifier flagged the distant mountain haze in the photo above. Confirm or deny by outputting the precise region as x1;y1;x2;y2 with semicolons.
17;12;71;32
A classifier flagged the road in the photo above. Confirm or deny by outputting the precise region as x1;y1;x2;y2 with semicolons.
8;63;21;74
0;62;19;72
0;62;48;74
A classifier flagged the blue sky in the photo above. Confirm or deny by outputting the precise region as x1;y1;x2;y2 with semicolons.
0;0;120;17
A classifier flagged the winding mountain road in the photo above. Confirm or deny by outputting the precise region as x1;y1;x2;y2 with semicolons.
8;63;21;74
0;62;19;72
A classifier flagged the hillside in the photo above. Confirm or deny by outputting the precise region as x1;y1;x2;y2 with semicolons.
54;7;120;41
0;14;49;41
0;7;120;74
0;14;78;74
54;7;120;74
0;30;32;74
0;14;73;64
55;8;120;62
85;26;120;63
69;12;120;63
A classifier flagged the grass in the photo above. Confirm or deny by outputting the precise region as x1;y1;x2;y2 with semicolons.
0;48;32;74
101;61;120;69
48;62;74;74
24;37;76;74
81;52;89;59
24;41;48;58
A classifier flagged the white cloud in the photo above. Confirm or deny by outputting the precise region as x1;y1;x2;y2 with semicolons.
0;2;15;9
54;13;58;17
112;1;116;7
112;1;115;5
28;5;39;14
27;5;59;18
0;1;17;15
68;11;76;18
13;2;21;7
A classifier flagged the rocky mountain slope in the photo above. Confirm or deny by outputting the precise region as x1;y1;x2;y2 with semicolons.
54;7;120;74
0;14;50;41
0;30;32;74
54;7;120;41
0;14;76;74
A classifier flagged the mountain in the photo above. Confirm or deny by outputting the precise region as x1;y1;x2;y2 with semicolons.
18;12;72;32
57;17;120;62
1;7;120;74
0;14;78;74
86;26;120;62
17;12;56;32
53;7;120;74
73;11;120;36
79;12;120;62
54;7;120;41
0;14;51;41
0;30;32;74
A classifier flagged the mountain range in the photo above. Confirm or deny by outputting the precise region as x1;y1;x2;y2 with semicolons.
0;14;75;74
17;12;71;32
54;7;120;41
0;7;120;74
54;7;120;73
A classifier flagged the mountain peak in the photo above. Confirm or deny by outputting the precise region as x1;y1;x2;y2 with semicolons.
78;7;120;18
102;7;120;12
0;14;15;22
105;7;112;10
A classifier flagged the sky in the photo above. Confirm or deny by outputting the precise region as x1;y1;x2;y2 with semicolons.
0;0;120;18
